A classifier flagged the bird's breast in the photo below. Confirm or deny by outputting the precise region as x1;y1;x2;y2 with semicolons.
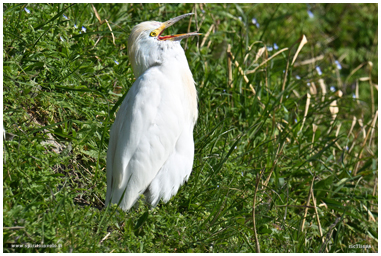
158;59;198;124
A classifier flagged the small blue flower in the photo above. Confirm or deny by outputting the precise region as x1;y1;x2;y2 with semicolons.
296;75;301;80
307;82;311;86
238;16;242;22
352;93;356;99
316;66;322;76
251;18;257;24
81;26;86;33
60;36;65;42
74;24;78;29
217;185;219;188
345;146;349;150
330;86;336;92
223;89;226;93
241;172;244;177
114;60;119;65
24;7;30;14
295;118;298;123
267;46;273;51
335;60;342;70
234;146;237;149
63;14;68;19
307;10;314;18
256;23;260;28
201;9;205;14
274;43;279;50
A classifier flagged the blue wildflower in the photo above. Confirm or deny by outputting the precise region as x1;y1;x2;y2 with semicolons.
316;66;322;76
63;14;68;19
335;60;342;70
352;94;356;99
330;86;336;92
24;7;30;14
274;43;279;50
60;36;65;42
296;75;301;80
81;26;86;33
114;60;119;65
267;46;273;51
74;24;78;29
307;10;314;18
252;18;257;24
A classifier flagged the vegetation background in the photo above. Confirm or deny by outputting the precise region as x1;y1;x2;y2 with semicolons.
3;3;378;253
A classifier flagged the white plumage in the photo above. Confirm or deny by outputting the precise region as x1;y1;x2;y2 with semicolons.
106;13;200;211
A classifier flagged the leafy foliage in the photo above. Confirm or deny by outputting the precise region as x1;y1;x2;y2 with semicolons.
3;3;377;253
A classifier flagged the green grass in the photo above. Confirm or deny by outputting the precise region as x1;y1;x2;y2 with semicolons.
3;3;378;253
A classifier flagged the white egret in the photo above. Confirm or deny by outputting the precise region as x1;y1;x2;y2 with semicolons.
106;13;201;211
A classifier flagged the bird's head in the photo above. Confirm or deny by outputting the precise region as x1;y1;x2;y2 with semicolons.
127;13;201;77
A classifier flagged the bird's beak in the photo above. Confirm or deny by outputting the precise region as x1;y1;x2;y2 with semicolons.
156;13;201;41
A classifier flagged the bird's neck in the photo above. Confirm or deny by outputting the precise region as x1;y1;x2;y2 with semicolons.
131;41;187;78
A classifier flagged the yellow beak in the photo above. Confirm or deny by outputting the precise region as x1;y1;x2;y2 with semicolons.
155;13;201;41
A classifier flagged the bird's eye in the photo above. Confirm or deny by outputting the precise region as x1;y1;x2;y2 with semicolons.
150;31;157;37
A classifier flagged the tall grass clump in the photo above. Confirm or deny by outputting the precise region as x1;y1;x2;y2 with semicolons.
3;3;377;253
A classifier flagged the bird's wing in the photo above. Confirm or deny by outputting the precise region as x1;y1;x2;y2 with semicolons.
106;67;186;211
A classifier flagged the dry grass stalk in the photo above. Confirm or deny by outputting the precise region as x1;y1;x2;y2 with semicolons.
345;62;366;85
291;35;308;66
301;177;315;232
358;118;366;140
348;116;357;138
246;48;288;75
91;4;115;46
334;123;342;150
368;61;375;118
293;54;323;67
92;4;102;23
300;93;311;134
227;44;233;88
354;110;378;175
309;82;317;95
253;46;266;64
329;100;339;120
252;168;266;253
105;19;116;46
311;188;328;252
318;79;327;102
368;110;378;147
227;44;259;100
200;23;214;47
362;204;376;222
355;80;359;104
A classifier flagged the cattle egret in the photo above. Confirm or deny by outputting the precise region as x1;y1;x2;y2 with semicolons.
106;13;201;211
